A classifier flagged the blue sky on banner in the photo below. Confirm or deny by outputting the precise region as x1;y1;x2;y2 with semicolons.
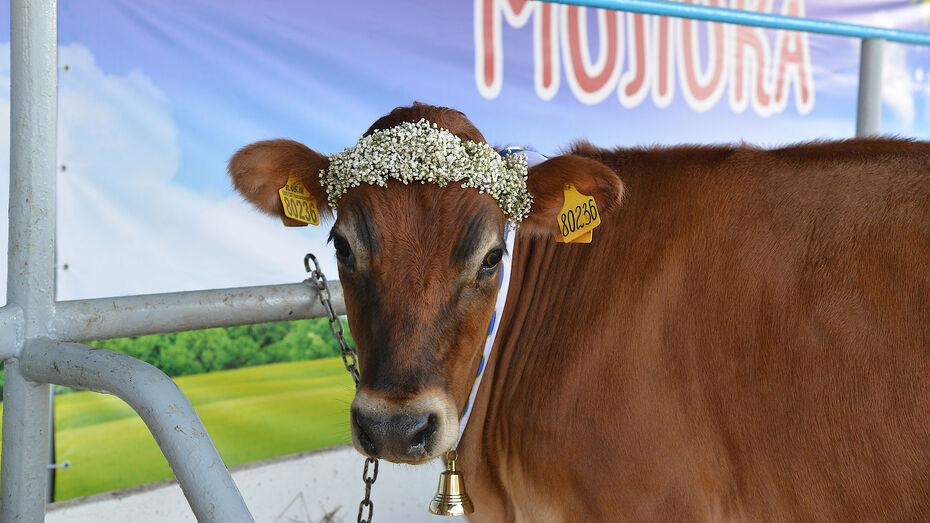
0;0;929;301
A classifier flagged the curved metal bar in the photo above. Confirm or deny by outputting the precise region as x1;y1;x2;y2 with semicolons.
19;339;255;522
548;0;930;46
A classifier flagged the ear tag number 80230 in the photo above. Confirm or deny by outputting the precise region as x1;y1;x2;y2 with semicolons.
557;183;599;243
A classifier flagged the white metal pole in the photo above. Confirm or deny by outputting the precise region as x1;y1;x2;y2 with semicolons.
0;304;24;359
46;390;56;503
856;38;884;137
1;0;58;520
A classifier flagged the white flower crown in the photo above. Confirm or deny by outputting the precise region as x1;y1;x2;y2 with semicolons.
321;119;532;223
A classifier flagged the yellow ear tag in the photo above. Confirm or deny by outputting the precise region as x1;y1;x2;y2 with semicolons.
556;230;592;243
556;183;600;243
278;173;319;227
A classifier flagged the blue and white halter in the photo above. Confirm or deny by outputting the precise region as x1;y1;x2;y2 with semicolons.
453;147;547;448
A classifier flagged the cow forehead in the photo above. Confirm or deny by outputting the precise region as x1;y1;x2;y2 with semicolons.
336;180;505;257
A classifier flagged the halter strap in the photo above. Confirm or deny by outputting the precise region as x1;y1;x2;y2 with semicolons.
452;146;547;449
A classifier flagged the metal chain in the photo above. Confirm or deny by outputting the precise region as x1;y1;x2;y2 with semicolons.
304;253;377;523
358;457;379;523
305;254;361;385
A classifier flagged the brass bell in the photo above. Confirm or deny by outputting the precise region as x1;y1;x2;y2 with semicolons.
429;452;474;516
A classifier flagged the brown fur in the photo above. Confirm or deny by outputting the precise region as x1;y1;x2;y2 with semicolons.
460;137;930;521
229;104;930;521
337;180;504;408
363;101;487;144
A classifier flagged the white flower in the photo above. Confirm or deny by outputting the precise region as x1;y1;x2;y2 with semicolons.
321;119;532;224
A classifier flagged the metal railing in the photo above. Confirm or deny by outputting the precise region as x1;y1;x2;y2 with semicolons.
555;0;930;44
552;0;930;136
0;3;343;520
2;0;930;521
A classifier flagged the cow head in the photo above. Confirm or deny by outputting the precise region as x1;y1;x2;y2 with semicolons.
228;103;622;464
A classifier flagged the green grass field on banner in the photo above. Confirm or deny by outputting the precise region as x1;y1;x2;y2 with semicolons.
0;357;355;501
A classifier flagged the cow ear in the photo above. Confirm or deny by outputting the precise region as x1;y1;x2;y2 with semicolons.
520;154;624;237
227;139;333;220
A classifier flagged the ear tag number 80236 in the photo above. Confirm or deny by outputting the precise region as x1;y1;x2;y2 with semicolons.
278;173;320;227
556;183;599;243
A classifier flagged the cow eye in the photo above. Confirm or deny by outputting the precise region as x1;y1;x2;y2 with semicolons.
481;248;503;270
333;234;354;265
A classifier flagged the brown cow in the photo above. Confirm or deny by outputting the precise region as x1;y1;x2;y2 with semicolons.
229;103;930;521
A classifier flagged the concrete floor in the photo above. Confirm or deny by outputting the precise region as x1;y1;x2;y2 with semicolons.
46;444;445;522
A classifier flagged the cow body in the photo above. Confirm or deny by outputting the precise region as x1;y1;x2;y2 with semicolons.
229;105;930;521
459;140;930;521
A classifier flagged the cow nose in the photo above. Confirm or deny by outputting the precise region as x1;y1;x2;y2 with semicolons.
352;410;438;460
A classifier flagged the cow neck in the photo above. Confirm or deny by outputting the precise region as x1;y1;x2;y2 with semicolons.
453;220;516;449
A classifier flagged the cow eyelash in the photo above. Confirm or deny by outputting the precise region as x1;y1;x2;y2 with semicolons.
330;232;355;266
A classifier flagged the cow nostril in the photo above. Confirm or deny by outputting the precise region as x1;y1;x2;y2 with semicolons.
353;411;377;455
409;414;438;454
358;429;376;455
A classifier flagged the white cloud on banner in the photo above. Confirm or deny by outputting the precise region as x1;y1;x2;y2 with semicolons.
782;8;930;132
0;43;337;302
868;12;916;126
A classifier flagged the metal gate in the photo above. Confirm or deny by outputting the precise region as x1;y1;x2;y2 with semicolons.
2;0;929;520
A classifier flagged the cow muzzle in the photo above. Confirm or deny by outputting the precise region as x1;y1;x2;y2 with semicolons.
350;389;458;464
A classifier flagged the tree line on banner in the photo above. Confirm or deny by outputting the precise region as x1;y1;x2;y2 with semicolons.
0;318;354;400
